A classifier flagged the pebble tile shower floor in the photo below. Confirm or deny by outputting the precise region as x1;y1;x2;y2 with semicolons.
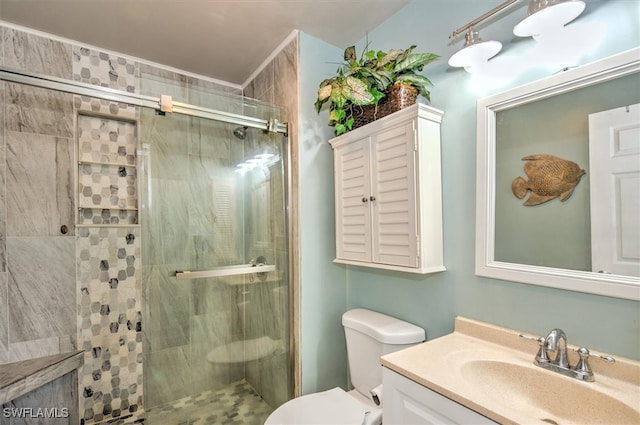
97;380;273;425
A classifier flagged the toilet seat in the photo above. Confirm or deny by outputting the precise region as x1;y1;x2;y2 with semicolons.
264;387;375;425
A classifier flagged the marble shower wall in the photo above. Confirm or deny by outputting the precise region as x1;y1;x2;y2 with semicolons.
0;25;147;424
0;26;77;364
243;35;298;408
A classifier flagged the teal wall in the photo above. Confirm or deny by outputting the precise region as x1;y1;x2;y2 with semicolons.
298;34;349;394
298;0;640;394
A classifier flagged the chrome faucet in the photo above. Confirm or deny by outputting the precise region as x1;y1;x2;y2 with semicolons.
520;329;615;382
544;328;569;368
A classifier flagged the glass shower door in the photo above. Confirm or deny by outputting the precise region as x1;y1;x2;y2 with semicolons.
139;106;290;424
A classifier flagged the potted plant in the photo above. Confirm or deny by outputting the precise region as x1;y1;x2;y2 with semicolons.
315;44;439;135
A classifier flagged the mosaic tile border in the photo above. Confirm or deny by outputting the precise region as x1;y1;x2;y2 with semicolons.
73;55;143;419
77;227;143;424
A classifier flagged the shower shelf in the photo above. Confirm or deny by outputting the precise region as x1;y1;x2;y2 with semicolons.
77;224;141;228
175;264;276;280
78;206;138;211
77;206;139;226
78;160;136;168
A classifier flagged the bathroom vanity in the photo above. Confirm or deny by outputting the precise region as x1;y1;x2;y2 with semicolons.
329;103;445;274
382;366;496;424
381;317;640;425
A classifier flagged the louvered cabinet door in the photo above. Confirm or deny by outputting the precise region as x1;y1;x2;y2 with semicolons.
329;103;444;274
370;121;418;267
333;135;372;262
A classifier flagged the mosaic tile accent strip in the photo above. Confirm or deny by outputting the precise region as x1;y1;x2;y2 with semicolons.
72;41;143;425
77;227;143;425
72;47;139;119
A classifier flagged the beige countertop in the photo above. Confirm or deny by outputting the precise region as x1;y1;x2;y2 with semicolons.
381;317;640;425
0;351;84;404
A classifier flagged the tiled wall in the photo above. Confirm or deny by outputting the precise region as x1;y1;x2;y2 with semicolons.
244;34;299;402
1;28;76;365
0;27;79;425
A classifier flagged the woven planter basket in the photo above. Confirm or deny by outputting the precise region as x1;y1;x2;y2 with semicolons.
352;82;419;130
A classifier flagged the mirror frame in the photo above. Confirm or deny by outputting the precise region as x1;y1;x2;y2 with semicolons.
475;47;640;301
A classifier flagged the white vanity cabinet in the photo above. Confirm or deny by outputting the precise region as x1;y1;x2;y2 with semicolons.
383;367;497;425
329;104;445;273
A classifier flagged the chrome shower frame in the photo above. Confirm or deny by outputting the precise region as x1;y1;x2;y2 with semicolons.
0;65;288;135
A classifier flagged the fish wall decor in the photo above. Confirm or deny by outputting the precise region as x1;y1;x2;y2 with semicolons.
512;154;586;206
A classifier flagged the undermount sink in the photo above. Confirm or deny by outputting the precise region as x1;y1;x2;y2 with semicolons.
460;359;640;425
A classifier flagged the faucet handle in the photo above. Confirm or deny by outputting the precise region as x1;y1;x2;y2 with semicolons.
573;347;615;364
572;347;615;381
519;333;543;343
519;334;549;363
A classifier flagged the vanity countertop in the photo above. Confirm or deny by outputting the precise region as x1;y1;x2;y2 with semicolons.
381;317;640;425
0;350;84;404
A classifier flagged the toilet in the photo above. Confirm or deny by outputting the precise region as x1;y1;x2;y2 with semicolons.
264;308;425;425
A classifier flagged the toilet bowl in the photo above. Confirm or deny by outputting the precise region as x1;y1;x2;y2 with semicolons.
264;308;425;425
264;387;381;425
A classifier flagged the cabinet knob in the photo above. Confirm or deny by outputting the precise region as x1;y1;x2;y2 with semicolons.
370;196;376;201
362;197;368;203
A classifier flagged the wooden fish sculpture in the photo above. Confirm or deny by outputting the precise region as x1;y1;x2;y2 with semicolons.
512;154;586;206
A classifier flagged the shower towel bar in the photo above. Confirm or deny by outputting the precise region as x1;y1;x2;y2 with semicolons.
174;264;275;280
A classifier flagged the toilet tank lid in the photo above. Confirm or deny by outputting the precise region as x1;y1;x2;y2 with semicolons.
342;309;425;344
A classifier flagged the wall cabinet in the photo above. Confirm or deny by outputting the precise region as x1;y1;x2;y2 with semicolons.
382;367;497;424
329;103;444;273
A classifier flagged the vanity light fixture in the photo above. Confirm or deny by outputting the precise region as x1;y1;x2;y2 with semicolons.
448;0;519;72
449;0;587;72
514;0;586;40
448;29;502;70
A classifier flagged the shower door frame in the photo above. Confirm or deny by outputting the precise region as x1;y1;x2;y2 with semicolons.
0;65;288;134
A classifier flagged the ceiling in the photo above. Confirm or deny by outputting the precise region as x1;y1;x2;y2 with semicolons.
0;0;411;86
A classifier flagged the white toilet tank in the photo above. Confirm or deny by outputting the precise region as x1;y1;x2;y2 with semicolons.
342;309;425;398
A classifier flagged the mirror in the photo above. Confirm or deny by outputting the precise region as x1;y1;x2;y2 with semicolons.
476;47;640;301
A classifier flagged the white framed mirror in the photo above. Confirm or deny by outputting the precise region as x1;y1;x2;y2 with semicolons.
476;47;640;301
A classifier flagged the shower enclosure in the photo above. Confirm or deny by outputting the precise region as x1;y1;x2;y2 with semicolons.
0;45;291;425
138;71;291;424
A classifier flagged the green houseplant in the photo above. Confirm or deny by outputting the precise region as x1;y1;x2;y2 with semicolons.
315;44;439;135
